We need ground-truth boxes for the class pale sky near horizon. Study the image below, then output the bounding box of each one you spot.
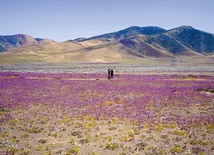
[1,0,213,41]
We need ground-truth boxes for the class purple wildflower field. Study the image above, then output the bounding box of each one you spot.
[0,72,213,155]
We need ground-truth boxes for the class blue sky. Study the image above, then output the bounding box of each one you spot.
[1,0,213,41]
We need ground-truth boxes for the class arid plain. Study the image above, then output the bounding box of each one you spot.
[0,26,214,155]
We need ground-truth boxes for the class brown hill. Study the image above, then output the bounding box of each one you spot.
[0,26,213,63]
[0,34,52,52]
[1,39,139,63]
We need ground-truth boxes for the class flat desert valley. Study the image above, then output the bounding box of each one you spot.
[0,26,214,154]
[0,56,213,155]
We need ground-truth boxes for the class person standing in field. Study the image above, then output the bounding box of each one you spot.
[111,69,114,78]
[108,68,111,79]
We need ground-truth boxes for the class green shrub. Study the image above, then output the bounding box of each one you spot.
[67,145,80,155]
[172,130,186,136]
[80,137,90,144]
[106,142,120,150]
[20,149,30,155]
[21,134,29,138]
[170,145,183,153]
[71,131,82,138]
[28,126,43,133]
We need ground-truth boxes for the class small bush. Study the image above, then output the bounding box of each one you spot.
[109,126,117,130]
[43,150,51,155]
[190,140,197,145]
[135,142,148,151]
[38,139,47,144]
[192,147,204,154]
[21,134,29,138]
[7,147,19,155]
[155,125,163,131]
[106,142,120,150]
[88,152,97,155]
[160,135,168,139]
[80,137,90,144]
[70,138,75,144]
[35,145,44,151]
[28,126,43,133]
[71,131,82,138]
[170,146,183,153]
[20,149,30,155]
[164,123,177,129]
[67,145,80,155]
[172,130,186,136]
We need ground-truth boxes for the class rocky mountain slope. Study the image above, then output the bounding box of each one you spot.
[84,26,214,57]
[0,26,213,63]
[0,34,52,52]
[87,26,166,40]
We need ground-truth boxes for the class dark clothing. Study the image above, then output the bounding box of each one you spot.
[110,69,114,78]
[108,68,111,79]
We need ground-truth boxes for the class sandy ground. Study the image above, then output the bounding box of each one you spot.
[0,56,213,75]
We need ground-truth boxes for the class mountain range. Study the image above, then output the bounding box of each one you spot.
[0,26,214,63]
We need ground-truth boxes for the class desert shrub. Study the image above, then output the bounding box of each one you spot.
[127,129,135,137]
[119,151,127,155]
[190,140,197,145]
[20,149,30,155]
[192,147,204,154]
[21,134,29,138]
[155,125,163,131]
[38,139,47,144]
[0,108,5,115]
[85,120,98,129]
[71,131,82,138]
[80,137,90,144]
[45,144,54,151]
[207,124,214,133]
[164,123,177,129]
[28,126,43,133]
[145,145,158,154]
[70,138,75,145]
[6,147,19,155]
[88,152,97,155]
[158,148,167,155]
[49,130,60,138]
[43,150,51,155]
[63,115,71,124]
[39,117,49,124]
[109,126,117,130]
[119,135,134,142]
[172,130,186,136]
[134,129,141,135]
[160,135,168,139]
[56,150,63,154]
[135,142,148,151]
[67,145,80,155]
[170,145,183,153]
[35,145,44,151]
[199,140,209,146]
[106,136,113,142]
[119,129,135,142]
[105,142,120,150]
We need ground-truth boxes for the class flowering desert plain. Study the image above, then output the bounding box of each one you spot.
[0,59,214,155]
